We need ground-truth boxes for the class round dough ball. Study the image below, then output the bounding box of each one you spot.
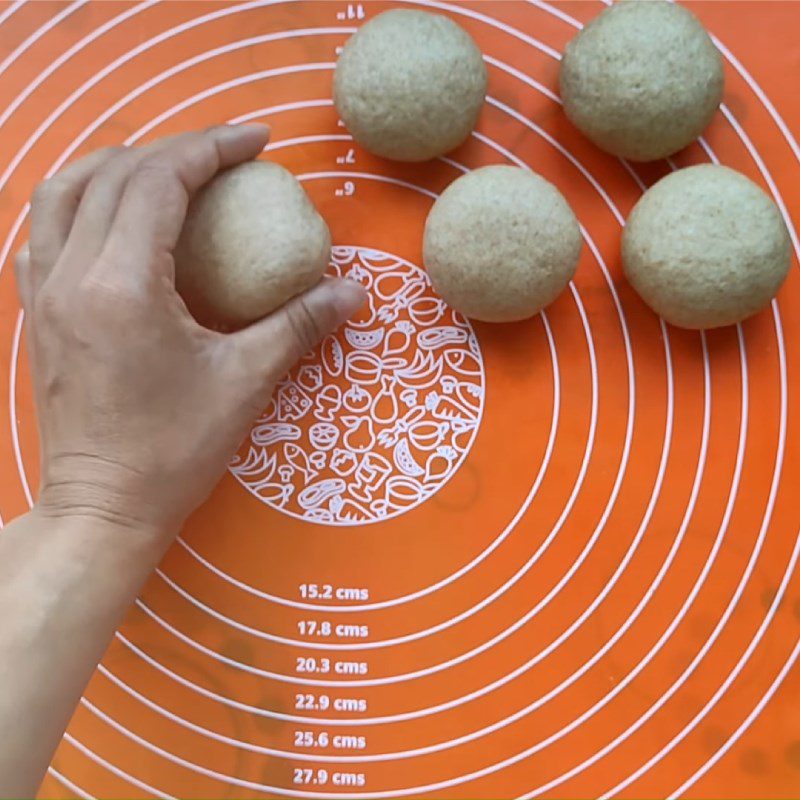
[175,161,331,328]
[560,0,724,161]
[623,164,791,329]
[423,165,582,322]
[333,9,487,162]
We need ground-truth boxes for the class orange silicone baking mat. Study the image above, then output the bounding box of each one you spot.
[1,1,800,797]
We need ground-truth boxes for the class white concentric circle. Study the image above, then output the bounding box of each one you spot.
[0,1,797,797]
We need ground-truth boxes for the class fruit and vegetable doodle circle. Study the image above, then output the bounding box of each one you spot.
[230,246,484,526]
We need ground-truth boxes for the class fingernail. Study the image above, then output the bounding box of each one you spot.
[331,278,368,318]
[240,122,270,135]
[215,123,270,146]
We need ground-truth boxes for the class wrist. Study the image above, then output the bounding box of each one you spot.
[27,505,172,566]
[37,452,177,543]
[32,501,166,540]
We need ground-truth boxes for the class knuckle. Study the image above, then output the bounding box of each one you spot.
[31,176,64,206]
[76,146,127,177]
[34,285,64,323]
[13,246,30,276]
[183,133,219,171]
[83,153,135,194]
[96,149,134,177]
[66,146,126,178]
[134,155,175,181]
[101,145,127,159]
[81,273,138,309]
[131,156,184,198]
[284,297,323,354]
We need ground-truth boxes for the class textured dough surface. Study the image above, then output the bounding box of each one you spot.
[175,161,331,328]
[333,9,487,162]
[423,165,582,322]
[560,0,724,161]
[623,164,791,329]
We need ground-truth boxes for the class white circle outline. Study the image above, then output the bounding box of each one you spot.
[6,98,628,768]
[0,0,84,83]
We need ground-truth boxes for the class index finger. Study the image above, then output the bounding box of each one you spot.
[30,146,123,279]
[100,124,270,277]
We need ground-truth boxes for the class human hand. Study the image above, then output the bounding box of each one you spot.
[14,125,365,538]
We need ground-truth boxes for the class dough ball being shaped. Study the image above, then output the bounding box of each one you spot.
[175,161,331,328]
[623,165,791,329]
[333,9,487,162]
[560,0,724,161]
[423,165,582,322]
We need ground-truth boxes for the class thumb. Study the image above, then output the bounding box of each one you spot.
[234,277,367,381]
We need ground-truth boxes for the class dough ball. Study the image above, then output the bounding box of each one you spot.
[333,9,487,162]
[623,164,791,329]
[175,161,331,328]
[560,0,724,161]
[423,165,582,322]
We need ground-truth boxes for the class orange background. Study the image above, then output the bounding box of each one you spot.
[0,1,799,798]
